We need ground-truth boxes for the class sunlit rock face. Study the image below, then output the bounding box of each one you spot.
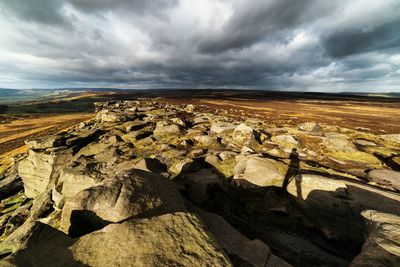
[2,99,400,266]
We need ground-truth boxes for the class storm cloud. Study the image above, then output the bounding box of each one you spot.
[0,0,399,91]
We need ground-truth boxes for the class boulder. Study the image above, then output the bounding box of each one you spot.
[122,120,149,132]
[168,158,194,178]
[286,174,400,252]
[95,110,134,123]
[232,123,255,145]
[60,168,103,199]
[121,126,153,142]
[70,212,232,266]
[355,139,377,147]
[196,208,291,267]
[298,122,320,132]
[18,148,73,199]
[3,213,233,267]
[205,154,236,178]
[184,104,195,113]
[61,169,186,234]
[193,135,218,146]
[350,210,400,267]
[154,121,182,138]
[185,169,221,203]
[170,117,186,127]
[272,134,298,147]
[210,122,236,135]
[233,156,288,187]
[321,134,357,152]
[368,169,400,191]
[29,190,53,221]
[25,134,66,150]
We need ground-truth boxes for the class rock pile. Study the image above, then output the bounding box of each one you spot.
[1,99,400,266]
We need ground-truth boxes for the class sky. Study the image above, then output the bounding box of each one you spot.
[0,0,399,92]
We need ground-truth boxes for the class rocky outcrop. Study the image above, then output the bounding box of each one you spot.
[286,174,400,250]
[60,169,186,234]
[233,156,288,187]
[350,210,400,266]
[2,99,400,266]
[18,147,73,198]
[3,213,232,267]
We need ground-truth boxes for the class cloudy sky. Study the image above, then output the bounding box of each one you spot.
[0,0,399,92]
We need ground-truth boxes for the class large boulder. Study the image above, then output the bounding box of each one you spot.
[210,122,236,135]
[350,210,400,267]
[3,213,232,267]
[153,121,182,138]
[232,123,255,145]
[70,212,232,266]
[233,156,288,187]
[286,174,400,253]
[95,110,134,123]
[60,169,187,234]
[18,148,73,199]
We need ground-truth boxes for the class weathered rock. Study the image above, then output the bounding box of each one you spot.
[184,104,195,113]
[154,121,182,138]
[18,148,73,198]
[4,212,232,266]
[185,169,220,203]
[321,134,357,152]
[95,110,134,123]
[380,134,400,144]
[368,169,400,191]
[122,120,149,132]
[232,123,255,145]
[170,117,186,127]
[0,219,38,255]
[69,212,232,266]
[298,122,320,132]
[61,169,186,234]
[0,175,23,201]
[121,126,154,142]
[205,154,236,178]
[193,135,218,146]
[350,210,400,267]
[233,156,288,187]
[210,122,236,135]
[272,134,298,147]
[168,158,194,178]
[25,134,66,150]
[60,168,103,199]
[287,174,400,251]
[355,139,377,147]
[131,158,166,174]
[196,208,291,267]
[29,190,53,221]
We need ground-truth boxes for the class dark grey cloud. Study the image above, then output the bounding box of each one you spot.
[0,0,67,25]
[198,0,335,53]
[324,16,400,58]
[0,0,399,92]
[67,0,177,15]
